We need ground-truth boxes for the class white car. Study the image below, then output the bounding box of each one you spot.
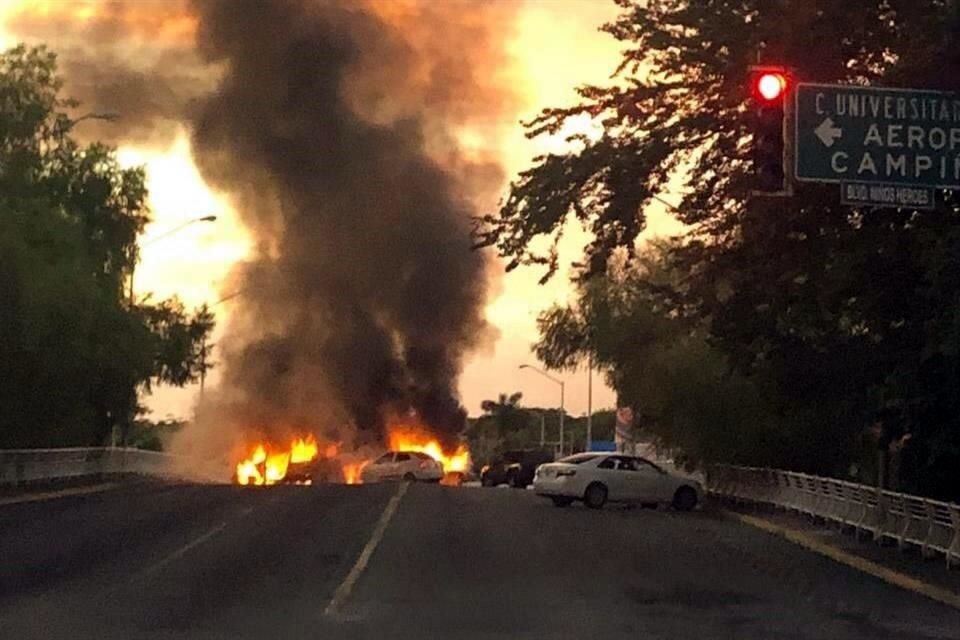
[533,452,702,510]
[361,450,444,483]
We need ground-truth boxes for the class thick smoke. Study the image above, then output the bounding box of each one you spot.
[187,0,511,450]
[4,0,211,147]
[5,0,516,456]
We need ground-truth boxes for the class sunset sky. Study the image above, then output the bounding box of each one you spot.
[0,0,682,422]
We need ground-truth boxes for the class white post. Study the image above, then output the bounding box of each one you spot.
[559,382,565,456]
[586,353,593,451]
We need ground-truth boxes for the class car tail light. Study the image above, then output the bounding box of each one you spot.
[556,469,576,477]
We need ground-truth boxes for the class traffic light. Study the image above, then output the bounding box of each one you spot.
[751,69,788,193]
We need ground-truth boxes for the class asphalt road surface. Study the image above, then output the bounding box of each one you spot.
[2,481,959,639]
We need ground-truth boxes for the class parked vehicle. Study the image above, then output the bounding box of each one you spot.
[283,456,342,484]
[533,453,702,510]
[361,450,444,483]
[480,449,553,488]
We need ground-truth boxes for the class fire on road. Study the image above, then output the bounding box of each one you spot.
[232,422,471,486]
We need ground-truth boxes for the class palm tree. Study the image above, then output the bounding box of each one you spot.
[481,392,525,440]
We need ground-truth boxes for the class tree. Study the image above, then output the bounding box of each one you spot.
[480,392,527,439]
[0,44,214,448]
[476,2,960,499]
[535,242,792,469]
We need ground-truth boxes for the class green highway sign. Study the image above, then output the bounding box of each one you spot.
[795,83,960,190]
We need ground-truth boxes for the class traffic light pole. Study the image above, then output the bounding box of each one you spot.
[781,75,795,197]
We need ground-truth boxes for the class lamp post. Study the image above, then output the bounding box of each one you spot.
[519,364,565,456]
[122,214,217,446]
[129,215,218,304]
[586,353,593,452]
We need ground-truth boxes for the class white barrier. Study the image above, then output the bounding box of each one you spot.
[0,447,178,486]
[707,464,960,570]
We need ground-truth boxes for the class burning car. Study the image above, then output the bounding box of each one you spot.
[283,456,344,484]
[360,451,443,483]
[235,435,335,485]
[233,422,472,486]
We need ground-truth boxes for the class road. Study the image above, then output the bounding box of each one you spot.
[2,481,959,639]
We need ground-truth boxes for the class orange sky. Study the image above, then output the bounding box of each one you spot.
[0,0,683,422]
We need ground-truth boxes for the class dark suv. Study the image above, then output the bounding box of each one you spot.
[480,449,554,488]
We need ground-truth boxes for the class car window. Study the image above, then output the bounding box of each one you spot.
[598,457,617,469]
[558,453,601,465]
[375,453,393,464]
[616,458,638,471]
[634,457,665,473]
[411,452,433,460]
[395,452,411,462]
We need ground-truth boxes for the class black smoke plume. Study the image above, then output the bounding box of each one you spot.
[188,0,505,448]
[4,0,515,455]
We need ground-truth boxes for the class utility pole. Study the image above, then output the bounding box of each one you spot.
[559,381,565,456]
[586,353,593,451]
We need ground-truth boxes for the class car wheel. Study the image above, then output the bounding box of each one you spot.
[509,472,526,489]
[584,482,608,509]
[403,472,417,482]
[672,486,698,511]
[481,474,495,487]
[551,496,574,507]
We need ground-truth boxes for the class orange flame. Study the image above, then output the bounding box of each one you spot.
[342,461,368,485]
[387,424,470,473]
[290,435,319,463]
[235,435,321,485]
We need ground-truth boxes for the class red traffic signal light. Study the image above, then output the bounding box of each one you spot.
[749,68,789,193]
[755,72,787,102]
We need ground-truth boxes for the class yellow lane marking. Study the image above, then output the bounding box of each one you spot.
[324,482,409,618]
[732,512,960,611]
[0,482,120,507]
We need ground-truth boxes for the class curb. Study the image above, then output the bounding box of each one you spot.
[727,511,960,611]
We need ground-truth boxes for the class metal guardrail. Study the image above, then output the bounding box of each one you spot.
[706,464,960,570]
[0,447,178,486]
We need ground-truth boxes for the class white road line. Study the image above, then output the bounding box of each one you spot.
[139,521,228,578]
[136,503,257,579]
[324,482,409,618]
[0,482,120,507]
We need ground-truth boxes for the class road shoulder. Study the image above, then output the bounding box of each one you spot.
[726,508,960,610]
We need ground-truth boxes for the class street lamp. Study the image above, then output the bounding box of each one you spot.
[129,215,218,304]
[519,364,565,456]
[61,111,121,134]
[74,110,121,125]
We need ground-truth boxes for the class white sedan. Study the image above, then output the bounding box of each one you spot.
[533,453,702,510]
[361,450,444,483]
